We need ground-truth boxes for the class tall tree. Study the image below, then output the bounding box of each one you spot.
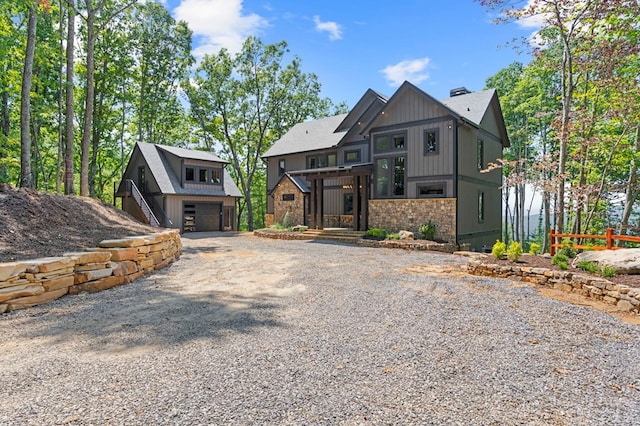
[186,37,341,230]
[19,2,37,188]
[64,0,75,194]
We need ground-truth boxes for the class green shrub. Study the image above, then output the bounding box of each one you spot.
[366,228,387,239]
[387,233,400,240]
[506,241,523,262]
[558,239,577,258]
[528,242,541,255]
[282,212,292,229]
[552,253,569,270]
[491,240,506,260]
[419,220,436,240]
[600,265,617,278]
[577,260,598,274]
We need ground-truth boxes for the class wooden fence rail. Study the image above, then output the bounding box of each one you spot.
[549,228,640,255]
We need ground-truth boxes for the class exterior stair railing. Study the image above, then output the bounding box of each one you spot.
[126,179,160,227]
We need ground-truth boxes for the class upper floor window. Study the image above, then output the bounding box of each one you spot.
[374,132,406,153]
[424,129,439,155]
[278,159,286,176]
[344,150,361,163]
[210,169,221,184]
[307,152,336,169]
[184,165,222,186]
[185,167,195,182]
[199,169,208,183]
[478,191,485,223]
[477,138,484,170]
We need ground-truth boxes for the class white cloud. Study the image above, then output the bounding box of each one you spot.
[380,57,431,87]
[313,15,343,41]
[174,0,267,57]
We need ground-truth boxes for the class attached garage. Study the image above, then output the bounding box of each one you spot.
[183,202,222,232]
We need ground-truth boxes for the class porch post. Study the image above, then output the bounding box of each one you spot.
[310,178,317,229]
[317,178,324,229]
[362,175,369,231]
[353,175,360,231]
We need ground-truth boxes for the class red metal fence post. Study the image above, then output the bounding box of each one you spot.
[550,229,556,256]
[606,228,613,250]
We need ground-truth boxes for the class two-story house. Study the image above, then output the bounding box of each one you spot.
[115,142,242,232]
[262,81,509,250]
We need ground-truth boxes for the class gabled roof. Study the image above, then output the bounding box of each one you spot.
[119,142,241,197]
[335,89,387,133]
[441,89,496,127]
[262,114,348,158]
[268,173,310,195]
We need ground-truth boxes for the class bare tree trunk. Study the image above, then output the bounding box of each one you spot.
[20,6,37,189]
[618,125,640,243]
[64,0,75,195]
[514,183,520,242]
[80,0,96,196]
[56,1,65,193]
[89,56,107,197]
[0,86,9,182]
[503,184,510,244]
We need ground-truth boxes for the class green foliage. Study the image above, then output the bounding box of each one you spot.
[387,233,400,240]
[528,242,541,255]
[557,240,577,258]
[506,241,523,262]
[577,260,598,274]
[600,265,617,278]
[282,211,292,229]
[366,228,387,239]
[552,253,569,270]
[419,220,436,240]
[491,240,506,260]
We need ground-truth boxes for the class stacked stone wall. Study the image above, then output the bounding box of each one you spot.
[271,178,306,226]
[468,259,640,313]
[0,230,181,314]
[368,198,456,242]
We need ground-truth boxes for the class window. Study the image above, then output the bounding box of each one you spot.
[374,132,407,153]
[477,139,484,170]
[282,193,295,201]
[375,156,405,197]
[424,129,439,155]
[278,159,285,176]
[185,167,194,182]
[210,169,221,184]
[344,150,361,163]
[344,193,353,214]
[478,192,485,223]
[307,152,337,169]
[417,183,445,198]
[199,168,208,183]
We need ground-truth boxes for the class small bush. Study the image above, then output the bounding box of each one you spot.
[419,220,436,240]
[506,241,523,262]
[528,242,541,255]
[282,212,292,229]
[552,253,569,270]
[577,260,598,274]
[366,228,387,239]
[387,233,400,240]
[491,240,506,260]
[601,265,617,278]
[558,239,577,258]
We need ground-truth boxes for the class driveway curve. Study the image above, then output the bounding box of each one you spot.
[1,233,639,425]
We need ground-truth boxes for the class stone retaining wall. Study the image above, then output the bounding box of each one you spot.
[0,230,181,314]
[468,259,640,313]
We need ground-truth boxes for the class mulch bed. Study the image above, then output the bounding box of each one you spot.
[488,254,640,289]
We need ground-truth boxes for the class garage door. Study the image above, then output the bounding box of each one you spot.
[183,202,221,232]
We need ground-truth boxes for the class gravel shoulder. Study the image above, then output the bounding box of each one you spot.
[1,233,639,425]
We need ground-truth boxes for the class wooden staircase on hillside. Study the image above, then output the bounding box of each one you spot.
[301,229,366,244]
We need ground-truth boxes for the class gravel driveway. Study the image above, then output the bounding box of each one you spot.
[1,233,639,425]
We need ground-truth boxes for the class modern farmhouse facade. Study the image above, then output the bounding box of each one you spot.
[262,81,509,250]
[116,142,242,232]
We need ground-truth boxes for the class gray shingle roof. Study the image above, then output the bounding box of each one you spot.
[262,114,348,158]
[137,142,241,197]
[440,89,496,127]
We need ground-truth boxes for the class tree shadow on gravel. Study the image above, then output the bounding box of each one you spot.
[6,276,284,354]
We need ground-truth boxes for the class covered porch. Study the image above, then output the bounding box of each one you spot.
[289,164,373,232]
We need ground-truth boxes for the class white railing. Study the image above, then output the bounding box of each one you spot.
[127,179,160,227]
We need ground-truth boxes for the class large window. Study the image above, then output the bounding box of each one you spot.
[424,129,439,155]
[374,132,406,153]
[477,138,484,170]
[307,152,337,169]
[375,156,405,197]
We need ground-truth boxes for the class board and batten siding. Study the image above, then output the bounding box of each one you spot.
[128,150,161,194]
[165,195,236,230]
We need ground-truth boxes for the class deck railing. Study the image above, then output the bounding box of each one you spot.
[549,228,640,255]
[126,179,160,227]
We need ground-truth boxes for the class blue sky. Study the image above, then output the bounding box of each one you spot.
[166,0,535,108]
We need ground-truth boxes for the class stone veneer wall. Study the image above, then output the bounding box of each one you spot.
[368,198,456,242]
[271,178,306,226]
[0,230,181,314]
[468,259,640,313]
